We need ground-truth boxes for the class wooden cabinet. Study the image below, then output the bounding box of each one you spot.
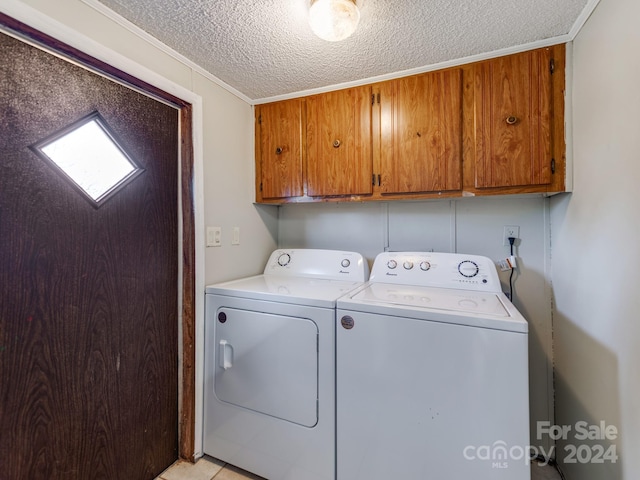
[306,86,372,196]
[468,46,565,192]
[254,45,566,204]
[377,68,462,195]
[255,98,303,200]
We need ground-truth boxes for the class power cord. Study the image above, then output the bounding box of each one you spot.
[508,237,516,301]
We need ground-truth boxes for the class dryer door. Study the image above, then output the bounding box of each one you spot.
[214,307,319,427]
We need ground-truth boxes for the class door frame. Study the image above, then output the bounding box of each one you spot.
[0,10,204,461]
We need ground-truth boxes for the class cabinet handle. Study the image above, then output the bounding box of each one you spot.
[333,139,341,148]
[505,116,519,125]
[275,146,283,155]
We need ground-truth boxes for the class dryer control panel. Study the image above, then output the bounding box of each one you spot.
[369,252,502,293]
[264,249,369,282]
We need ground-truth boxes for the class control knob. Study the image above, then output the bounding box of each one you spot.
[403,261,414,270]
[458,260,479,278]
[419,261,431,271]
[277,253,291,266]
[387,260,397,269]
[341,259,351,268]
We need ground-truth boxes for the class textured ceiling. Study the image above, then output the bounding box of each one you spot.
[95,0,591,103]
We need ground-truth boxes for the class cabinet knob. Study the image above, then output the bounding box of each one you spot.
[333,139,341,148]
[275,146,283,155]
[505,116,519,125]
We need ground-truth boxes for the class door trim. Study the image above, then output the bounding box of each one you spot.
[0,11,201,460]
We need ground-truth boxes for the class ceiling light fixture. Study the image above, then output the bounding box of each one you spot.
[309,0,360,42]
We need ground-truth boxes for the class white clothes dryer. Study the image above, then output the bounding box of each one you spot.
[203,249,369,480]
[336,251,530,480]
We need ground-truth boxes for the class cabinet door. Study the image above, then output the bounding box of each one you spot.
[306,86,372,196]
[379,69,462,194]
[256,99,303,199]
[474,48,552,188]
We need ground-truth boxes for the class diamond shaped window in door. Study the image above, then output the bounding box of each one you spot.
[31,111,143,207]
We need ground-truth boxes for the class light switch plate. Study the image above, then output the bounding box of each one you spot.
[206,226,222,247]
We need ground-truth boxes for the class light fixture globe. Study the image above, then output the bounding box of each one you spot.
[309,0,360,42]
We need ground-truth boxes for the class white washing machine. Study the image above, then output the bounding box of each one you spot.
[203,249,369,480]
[336,251,530,480]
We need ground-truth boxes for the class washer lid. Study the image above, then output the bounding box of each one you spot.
[206,274,364,308]
[352,283,509,316]
[339,283,527,333]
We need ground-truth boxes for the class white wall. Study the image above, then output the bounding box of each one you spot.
[550,0,640,477]
[192,70,279,283]
[279,196,555,450]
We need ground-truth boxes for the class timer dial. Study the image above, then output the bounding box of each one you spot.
[458,260,479,278]
[277,253,291,266]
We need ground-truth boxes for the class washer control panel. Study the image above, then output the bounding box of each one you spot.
[264,249,369,282]
[369,252,502,293]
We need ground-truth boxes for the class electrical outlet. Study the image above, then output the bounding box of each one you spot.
[503,225,520,246]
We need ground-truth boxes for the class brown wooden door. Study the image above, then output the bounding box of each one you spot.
[0,32,178,479]
[379,69,463,194]
[473,48,552,188]
[256,99,304,200]
[306,86,372,196]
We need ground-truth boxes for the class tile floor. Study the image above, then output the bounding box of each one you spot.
[157,456,563,480]
[156,456,264,480]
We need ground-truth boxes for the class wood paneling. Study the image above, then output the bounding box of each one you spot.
[254,45,566,204]
[474,48,552,188]
[379,69,462,194]
[256,99,304,199]
[1,12,197,462]
[0,30,179,479]
[306,86,372,196]
[179,105,196,461]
